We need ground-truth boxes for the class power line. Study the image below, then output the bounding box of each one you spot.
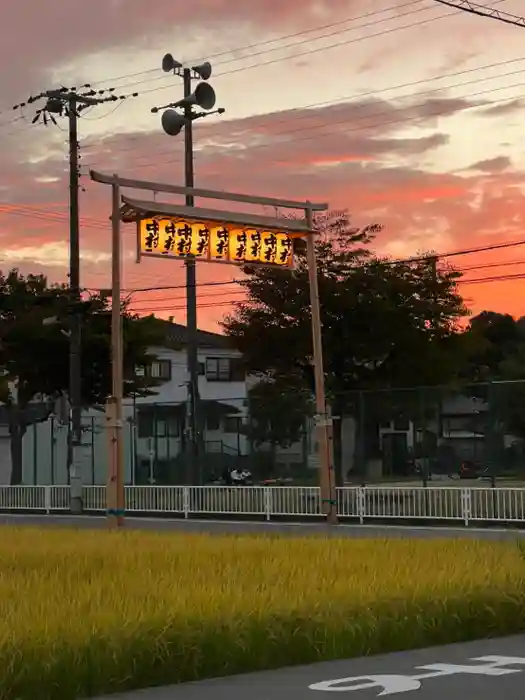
[81,71,525,173]
[0,0,503,132]
[0,0,423,114]
[459,259,525,273]
[187,0,431,67]
[120,279,242,293]
[462,272,525,285]
[3,200,525,274]
[127,257,525,312]
[77,51,525,166]
[432,0,525,29]
[120,0,502,94]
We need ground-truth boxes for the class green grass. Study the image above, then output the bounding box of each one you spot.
[0,527,524,699]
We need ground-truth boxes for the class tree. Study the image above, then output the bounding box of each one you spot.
[460,311,524,383]
[460,312,525,473]
[245,372,314,454]
[221,210,468,482]
[0,268,163,484]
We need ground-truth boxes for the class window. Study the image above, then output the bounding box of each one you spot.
[198,362,205,376]
[224,416,242,434]
[442,414,485,434]
[137,407,180,438]
[205,357,245,382]
[137,360,172,381]
[206,416,221,431]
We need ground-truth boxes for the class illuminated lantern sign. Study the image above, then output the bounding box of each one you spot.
[138,217,299,268]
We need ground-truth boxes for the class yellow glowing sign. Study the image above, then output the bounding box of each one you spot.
[138,218,297,267]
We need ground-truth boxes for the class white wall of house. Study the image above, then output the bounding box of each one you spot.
[132,344,249,470]
[8,343,249,485]
[0,427,10,485]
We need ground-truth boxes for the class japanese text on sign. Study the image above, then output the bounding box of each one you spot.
[138,218,296,267]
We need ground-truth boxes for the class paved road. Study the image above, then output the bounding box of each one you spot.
[0,514,524,540]
[91,635,525,699]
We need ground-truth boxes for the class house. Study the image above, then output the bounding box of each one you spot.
[7,321,251,485]
[9,317,520,484]
[355,390,524,479]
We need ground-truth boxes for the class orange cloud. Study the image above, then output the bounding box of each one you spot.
[2,90,525,330]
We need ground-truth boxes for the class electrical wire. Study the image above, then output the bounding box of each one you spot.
[0,0,459,118]
[76,52,525,169]
[0,0,508,135]
[81,74,525,172]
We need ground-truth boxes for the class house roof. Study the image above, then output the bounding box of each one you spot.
[152,318,233,350]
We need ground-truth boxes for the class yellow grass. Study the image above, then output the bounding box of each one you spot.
[0,527,524,700]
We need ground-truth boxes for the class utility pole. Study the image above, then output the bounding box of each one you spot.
[182,67,200,483]
[305,206,338,525]
[151,54,225,484]
[67,94,83,514]
[21,84,138,512]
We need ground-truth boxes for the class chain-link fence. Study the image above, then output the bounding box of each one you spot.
[8,380,525,486]
[333,381,525,485]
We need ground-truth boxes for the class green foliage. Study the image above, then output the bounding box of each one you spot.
[461,311,525,442]
[0,268,164,483]
[0,268,162,409]
[222,209,468,398]
[246,373,314,448]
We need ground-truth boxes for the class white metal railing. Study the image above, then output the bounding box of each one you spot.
[1,485,525,526]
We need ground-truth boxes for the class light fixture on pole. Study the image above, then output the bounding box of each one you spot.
[150,53,225,486]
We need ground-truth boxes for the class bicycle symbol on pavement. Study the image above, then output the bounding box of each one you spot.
[308,655,525,695]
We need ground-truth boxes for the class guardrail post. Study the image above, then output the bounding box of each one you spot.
[357,487,366,525]
[183,486,190,519]
[263,486,272,521]
[460,488,471,527]
[44,485,51,515]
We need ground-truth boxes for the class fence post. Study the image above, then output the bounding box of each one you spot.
[32,422,38,485]
[263,486,272,521]
[460,488,471,527]
[357,486,366,524]
[44,485,51,514]
[357,391,366,483]
[183,485,190,519]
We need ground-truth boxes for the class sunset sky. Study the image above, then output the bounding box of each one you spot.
[1,0,525,331]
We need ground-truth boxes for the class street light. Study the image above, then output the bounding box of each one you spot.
[150,53,225,485]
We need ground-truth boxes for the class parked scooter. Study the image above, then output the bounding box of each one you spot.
[230,468,253,485]
[209,468,253,486]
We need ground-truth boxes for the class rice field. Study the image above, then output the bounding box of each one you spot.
[0,527,524,700]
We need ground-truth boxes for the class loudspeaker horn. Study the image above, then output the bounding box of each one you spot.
[161,110,187,136]
[192,61,212,80]
[162,53,182,73]
[172,82,216,111]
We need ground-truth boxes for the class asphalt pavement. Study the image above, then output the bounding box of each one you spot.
[91,634,525,699]
[0,513,524,539]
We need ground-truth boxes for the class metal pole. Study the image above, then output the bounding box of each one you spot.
[108,177,125,527]
[183,67,200,485]
[68,96,83,514]
[305,206,338,525]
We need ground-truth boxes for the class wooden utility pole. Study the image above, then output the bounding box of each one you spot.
[23,85,139,514]
[107,177,125,528]
[305,205,338,524]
